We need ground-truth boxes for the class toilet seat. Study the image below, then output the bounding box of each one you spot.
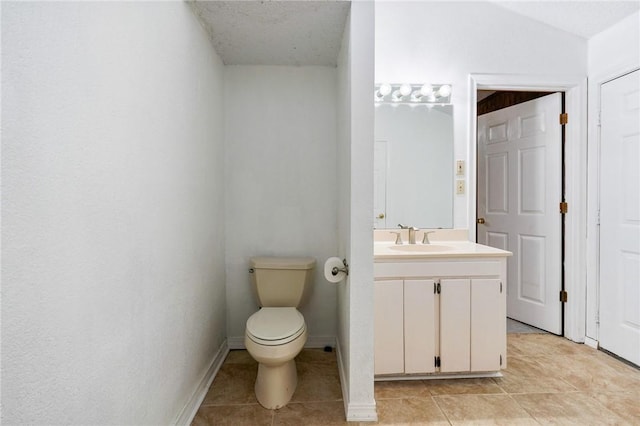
[246,307,305,346]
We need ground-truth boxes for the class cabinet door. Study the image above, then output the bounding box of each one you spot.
[404,280,436,374]
[471,279,505,371]
[440,279,471,372]
[374,280,404,375]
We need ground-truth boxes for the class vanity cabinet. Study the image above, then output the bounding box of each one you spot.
[374,279,435,375]
[440,278,504,373]
[373,256,507,378]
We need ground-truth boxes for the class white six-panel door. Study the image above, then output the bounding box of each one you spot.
[599,70,640,366]
[477,93,563,334]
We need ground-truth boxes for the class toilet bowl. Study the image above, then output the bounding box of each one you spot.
[244,307,307,409]
[244,256,315,410]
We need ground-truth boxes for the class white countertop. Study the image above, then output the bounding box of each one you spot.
[373,229,512,260]
[374,240,512,261]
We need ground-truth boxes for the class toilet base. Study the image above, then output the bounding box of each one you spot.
[255,359,297,409]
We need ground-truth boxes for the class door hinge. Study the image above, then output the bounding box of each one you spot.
[500,354,503,366]
[560,202,568,214]
[560,113,568,125]
[435,356,441,368]
[597,110,602,127]
[500,281,503,293]
[560,290,568,303]
[434,280,441,294]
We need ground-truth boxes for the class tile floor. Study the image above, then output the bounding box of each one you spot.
[506,318,547,334]
[192,334,640,425]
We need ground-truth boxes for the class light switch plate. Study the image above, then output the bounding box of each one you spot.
[456,160,465,176]
[456,180,465,194]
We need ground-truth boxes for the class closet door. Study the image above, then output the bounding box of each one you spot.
[599,69,640,366]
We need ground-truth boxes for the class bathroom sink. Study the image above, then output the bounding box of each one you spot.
[388,244,453,253]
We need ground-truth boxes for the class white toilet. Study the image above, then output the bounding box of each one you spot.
[244,256,316,409]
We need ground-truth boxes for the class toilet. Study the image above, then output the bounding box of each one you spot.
[244,256,316,409]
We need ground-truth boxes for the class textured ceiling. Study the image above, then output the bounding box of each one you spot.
[189,0,350,66]
[490,0,640,39]
[189,1,639,66]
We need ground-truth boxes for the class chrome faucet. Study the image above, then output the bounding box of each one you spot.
[398,224,419,244]
[422,231,436,244]
[390,231,403,245]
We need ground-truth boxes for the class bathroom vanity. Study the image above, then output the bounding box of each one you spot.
[373,230,512,380]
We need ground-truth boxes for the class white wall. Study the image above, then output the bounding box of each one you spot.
[224,66,338,345]
[375,1,587,229]
[1,2,226,424]
[336,2,377,421]
[586,11,640,340]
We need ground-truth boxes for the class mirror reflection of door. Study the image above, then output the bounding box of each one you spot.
[477,91,563,335]
[374,140,388,228]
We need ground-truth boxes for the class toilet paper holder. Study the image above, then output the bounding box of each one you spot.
[332,259,349,277]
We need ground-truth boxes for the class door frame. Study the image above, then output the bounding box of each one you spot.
[469,73,588,343]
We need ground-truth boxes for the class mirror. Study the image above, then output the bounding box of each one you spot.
[374,103,454,229]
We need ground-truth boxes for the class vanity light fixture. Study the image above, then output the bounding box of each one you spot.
[374,83,452,104]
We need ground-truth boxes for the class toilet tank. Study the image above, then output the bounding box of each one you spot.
[249,257,316,307]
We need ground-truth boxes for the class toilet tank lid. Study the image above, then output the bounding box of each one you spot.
[250,256,316,270]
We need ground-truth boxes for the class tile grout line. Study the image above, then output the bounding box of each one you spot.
[504,392,544,425]
[428,394,453,425]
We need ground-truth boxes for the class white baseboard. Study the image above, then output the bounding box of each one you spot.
[335,340,378,422]
[227,335,337,350]
[173,340,229,426]
[375,371,502,381]
[335,340,350,418]
[346,403,379,422]
[584,336,599,349]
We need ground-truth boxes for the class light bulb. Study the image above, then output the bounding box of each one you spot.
[399,83,412,97]
[437,84,451,98]
[379,83,392,96]
[420,84,434,97]
[375,83,393,101]
[391,90,403,102]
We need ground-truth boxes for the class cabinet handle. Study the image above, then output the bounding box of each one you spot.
[377,213,385,219]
